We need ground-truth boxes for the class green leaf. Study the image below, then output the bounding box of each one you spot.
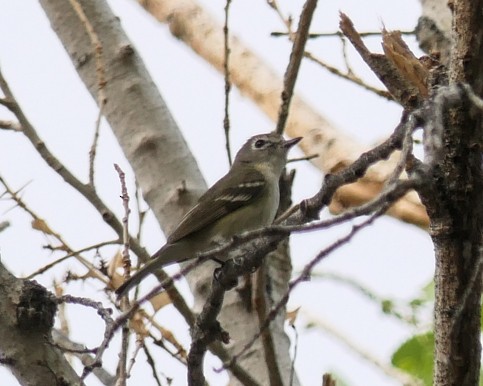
[408,281,434,312]
[421,281,435,301]
[391,331,434,386]
[381,299,394,314]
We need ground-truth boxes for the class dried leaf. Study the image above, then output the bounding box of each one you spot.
[130,312,149,338]
[107,250,125,290]
[149,292,172,313]
[107,250,123,276]
[54,281,70,336]
[31,218,56,235]
[53,281,64,297]
[157,324,187,359]
[340,13,421,107]
[286,307,301,326]
[69,269,100,282]
[137,309,187,358]
[382,30,429,97]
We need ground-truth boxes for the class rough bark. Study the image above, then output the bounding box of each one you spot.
[419,1,483,385]
[0,262,82,386]
[39,0,297,384]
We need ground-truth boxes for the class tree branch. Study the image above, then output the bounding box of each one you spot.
[0,263,83,385]
[275,0,318,135]
[137,0,428,228]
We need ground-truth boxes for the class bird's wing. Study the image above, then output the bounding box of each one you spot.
[167,168,266,243]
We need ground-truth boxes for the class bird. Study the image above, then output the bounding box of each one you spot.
[115,132,302,297]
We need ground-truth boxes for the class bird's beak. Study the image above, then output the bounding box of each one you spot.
[283,137,302,149]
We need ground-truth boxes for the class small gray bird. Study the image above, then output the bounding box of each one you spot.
[116,132,301,297]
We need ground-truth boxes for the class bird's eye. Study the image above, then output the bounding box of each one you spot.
[254,139,266,148]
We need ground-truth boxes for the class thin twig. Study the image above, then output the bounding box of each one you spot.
[114,164,132,282]
[189,177,421,377]
[141,342,164,386]
[286,153,318,163]
[271,30,415,38]
[118,304,131,383]
[303,51,392,100]
[275,112,415,225]
[214,114,425,371]
[102,139,421,385]
[49,339,97,355]
[85,257,213,379]
[0,175,110,284]
[268,2,392,100]
[68,0,107,104]
[220,179,424,369]
[0,221,10,233]
[51,329,116,386]
[144,311,188,362]
[122,112,421,379]
[218,209,387,372]
[25,239,120,280]
[125,338,143,379]
[275,0,319,135]
[57,294,114,325]
[254,261,284,386]
[0,64,193,328]
[68,0,107,185]
[0,97,10,107]
[89,111,103,186]
[223,0,233,166]
[0,119,22,131]
[0,66,122,247]
[267,0,294,38]
[340,32,352,75]
[384,114,416,187]
[83,107,421,382]
[149,331,188,366]
[0,66,197,382]
[114,164,131,386]
[216,136,423,370]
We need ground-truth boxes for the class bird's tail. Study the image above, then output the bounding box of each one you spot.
[115,242,189,298]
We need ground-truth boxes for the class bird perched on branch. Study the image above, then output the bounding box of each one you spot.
[116,132,302,297]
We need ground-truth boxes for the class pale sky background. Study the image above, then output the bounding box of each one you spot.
[0,1,434,385]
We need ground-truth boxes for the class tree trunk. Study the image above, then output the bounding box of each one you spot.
[422,1,483,385]
[0,262,82,386]
[39,0,298,384]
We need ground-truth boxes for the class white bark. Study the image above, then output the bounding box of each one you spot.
[417,0,452,63]
[0,262,82,386]
[39,0,298,384]
[420,0,452,33]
